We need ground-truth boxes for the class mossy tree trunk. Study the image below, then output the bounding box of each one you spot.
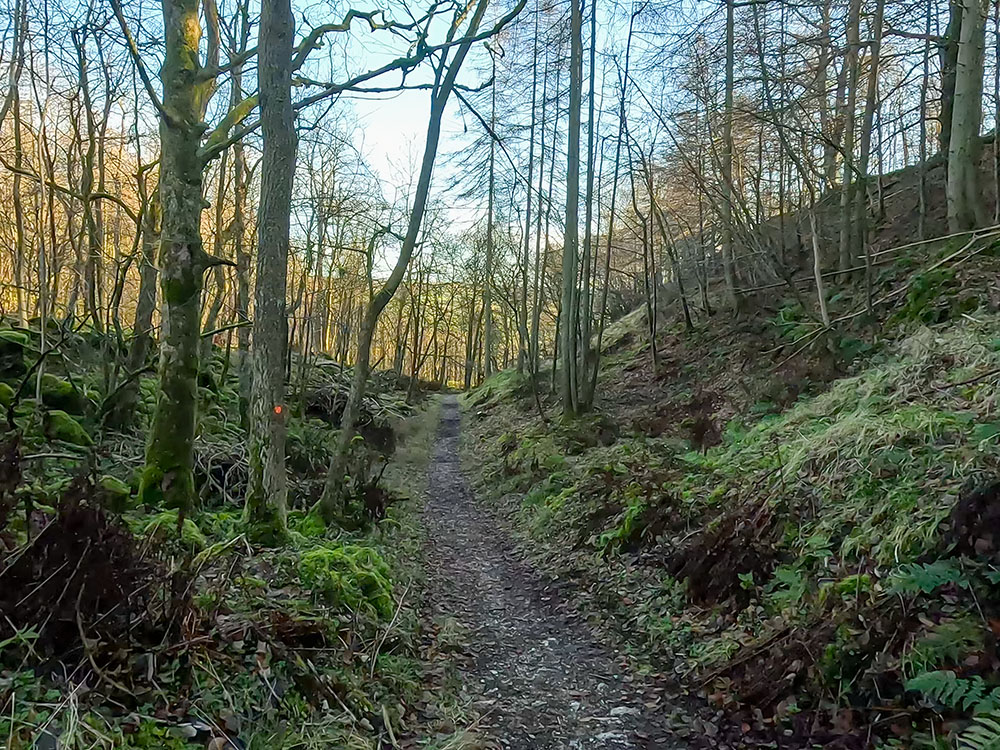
[139,0,220,510]
[246,0,295,543]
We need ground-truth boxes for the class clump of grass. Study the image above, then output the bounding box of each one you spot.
[680,318,1000,570]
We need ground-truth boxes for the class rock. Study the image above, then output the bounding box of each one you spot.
[609,706,640,717]
[0,329,28,381]
[98,475,132,512]
[43,409,92,446]
[39,373,86,414]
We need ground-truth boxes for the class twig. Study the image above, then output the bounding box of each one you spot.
[21,452,87,461]
[200,320,251,339]
[382,704,399,748]
[939,365,1000,390]
[76,574,135,696]
[697,626,791,686]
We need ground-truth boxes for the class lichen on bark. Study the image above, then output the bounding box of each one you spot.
[139,0,215,512]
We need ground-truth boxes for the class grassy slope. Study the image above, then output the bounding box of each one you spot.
[461,240,1000,747]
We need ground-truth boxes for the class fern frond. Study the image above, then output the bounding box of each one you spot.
[960,712,1000,750]
[964,677,988,712]
[976,690,1000,716]
[890,560,967,595]
[907,670,964,706]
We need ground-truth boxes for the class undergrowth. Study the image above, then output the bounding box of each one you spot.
[462,302,1000,747]
[0,324,463,749]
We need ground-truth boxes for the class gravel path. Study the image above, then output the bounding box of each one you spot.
[422,396,685,750]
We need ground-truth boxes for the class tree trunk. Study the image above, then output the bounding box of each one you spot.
[201,152,229,364]
[318,0,491,521]
[245,0,295,542]
[940,0,963,155]
[484,53,497,379]
[837,0,862,276]
[947,0,988,232]
[139,0,218,511]
[106,189,160,427]
[719,0,739,312]
[853,0,885,313]
[560,0,583,415]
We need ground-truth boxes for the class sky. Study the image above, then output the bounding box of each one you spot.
[324,1,504,234]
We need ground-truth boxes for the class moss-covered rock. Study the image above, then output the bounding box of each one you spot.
[97,475,132,512]
[140,510,207,551]
[0,329,28,380]
[43,409,92,446]
[39,374,86,414]
[298,543,394,619]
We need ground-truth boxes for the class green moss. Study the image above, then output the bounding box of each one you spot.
[298,543,394,619]
[464,369,532,410]
[139,457,195,511]
[43,410,92,446]
[0,329,29,347]
[140,509,207,551]
[39,373,86,414]
[289,510,326,538]
[245,505,289,547]
[199,509,244,540]
[98,475,132,512]
[137,464,166,507]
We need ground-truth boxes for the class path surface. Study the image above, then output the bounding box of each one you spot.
[422,396,684,749]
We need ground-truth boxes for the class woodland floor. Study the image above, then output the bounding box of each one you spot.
[421,396,686,749]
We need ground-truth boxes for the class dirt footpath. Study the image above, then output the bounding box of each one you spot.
[421,396,686,749]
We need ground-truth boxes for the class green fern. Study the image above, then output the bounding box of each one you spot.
[889,560,967,595]
[960,713,1000,750]
[906,671,1000,714]
[903,618,985,676]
